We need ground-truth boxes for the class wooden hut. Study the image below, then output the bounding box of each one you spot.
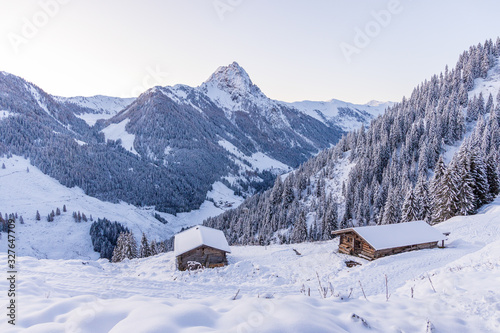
[174,225,231,271]
[332,221,446,260]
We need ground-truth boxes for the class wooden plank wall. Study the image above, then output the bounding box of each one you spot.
[177,246,228,271]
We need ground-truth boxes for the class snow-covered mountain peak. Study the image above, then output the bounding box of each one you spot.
[201,61,254,94]
[199,62,268,112]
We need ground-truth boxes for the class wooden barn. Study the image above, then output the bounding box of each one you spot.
[332,221,446,260]
[174,225,231,271]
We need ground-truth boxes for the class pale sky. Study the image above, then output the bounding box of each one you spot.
[1,0,500,104]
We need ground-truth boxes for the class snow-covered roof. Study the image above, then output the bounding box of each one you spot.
[174,225,231,256]
[332,221,446,251]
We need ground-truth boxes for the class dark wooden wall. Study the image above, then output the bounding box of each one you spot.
[177,246,228,271]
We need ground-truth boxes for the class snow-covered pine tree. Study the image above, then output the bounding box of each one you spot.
[125,232,138,259]
[450,147,476,216]
[431,157,453,223]
[112,232,138,262]
[401,187,418,223]
[139,233,151,258]
[291,211,307,243]
[111,232,126,263]
[414,174,431,222]
[150,240,158,256]
[381,186,401,225]
[485,93,494,114]
[36,210,40,221]
[486,152,500,200]
[321,201,338,240]
[469,149,489,209]
[157,241,167,253]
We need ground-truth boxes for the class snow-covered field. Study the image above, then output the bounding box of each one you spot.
[0,156,242,260]
[1,184,499,331]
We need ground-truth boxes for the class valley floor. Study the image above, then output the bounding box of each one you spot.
[1,198,500,332]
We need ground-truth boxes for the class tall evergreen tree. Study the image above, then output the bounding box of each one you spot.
[381,186,400,225]
[469,149,489,209]
[139,233,151,258]
[414,175,431,222]
[486,152,500,200]
[150,240,159,256]
[450,151,475,216]
[111,232,127,263]
[291,211,308,243]
[111,232,138,262]
[321,201,338,240]
[401,187,418,223]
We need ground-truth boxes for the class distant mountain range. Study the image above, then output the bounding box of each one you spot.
[0,63,390,214]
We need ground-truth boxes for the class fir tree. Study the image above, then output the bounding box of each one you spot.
[485,93,494,114]
[111,232,138,262]
[486,152,500,200]
[321,202,338,240]
[124,232,138,259]
[469,150,489,209]
[381,187,400,225]
[56,207,61,216]
[450,151,476,216]
[401,187,418,223]
[431,157,453,223]
[414,175,431,222]
[291,211,308,243]
[139,233,151,258]
[63,204,67,213]
[36,210,41,221]
[111,232,126,263]
[150,240,159,256]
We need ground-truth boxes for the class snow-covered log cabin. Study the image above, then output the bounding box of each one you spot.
[332,221,446,260]
[174,225,231,271]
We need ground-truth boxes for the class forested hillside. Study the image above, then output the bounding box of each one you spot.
[0,63,383,214]
[204,38,500,245]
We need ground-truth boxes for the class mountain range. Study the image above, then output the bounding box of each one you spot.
[0,62,388,214]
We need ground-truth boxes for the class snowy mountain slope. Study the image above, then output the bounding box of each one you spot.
[2,196,499,332]
[0,156,242,259]
[468,55,500,100]
[53,95,135,126]
[287,98,393,131]
[205,39,500,245]
[98,62,371,204]
[101,119,139,155]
